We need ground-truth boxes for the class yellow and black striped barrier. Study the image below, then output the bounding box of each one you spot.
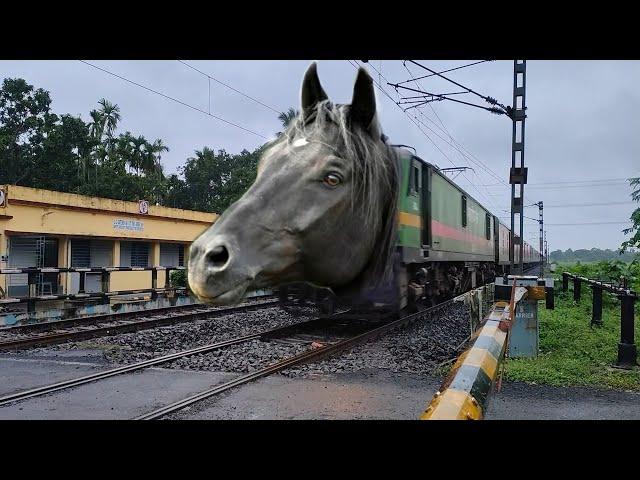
[421,284,530,420]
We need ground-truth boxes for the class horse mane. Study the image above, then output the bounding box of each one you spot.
[263,99,399,291]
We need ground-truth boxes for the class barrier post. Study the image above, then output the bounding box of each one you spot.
[151,268,158,300]
[616,294,637,369]
[27,270,37,313]
[100,270,110,305]
[562,272,568,292]
[573,277,581,302]
[545,286,554,310]
[165,268,172,288]
[78,271,86,294]
[591,285,603,327]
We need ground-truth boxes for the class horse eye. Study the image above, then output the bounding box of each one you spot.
[323,173,341,187]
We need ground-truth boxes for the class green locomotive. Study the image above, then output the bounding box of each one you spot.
[394,146,540,307]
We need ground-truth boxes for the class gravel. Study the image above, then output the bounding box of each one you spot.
[280,300,472,378]
[13,304,320,367]
[9,299,473,378]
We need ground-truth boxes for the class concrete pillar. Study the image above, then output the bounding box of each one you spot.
[151,242,160,266]
[0,233,7,296]
[184,244,190,265]
[57,237,69,294]
[151,242,161,295]
[113,240,121,267]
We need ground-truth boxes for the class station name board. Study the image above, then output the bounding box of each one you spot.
[113,219,144,232]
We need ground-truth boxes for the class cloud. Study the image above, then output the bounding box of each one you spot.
[1,59,637,250]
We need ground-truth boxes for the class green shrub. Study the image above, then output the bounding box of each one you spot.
[170,269,188,288]
[560,260,639,292]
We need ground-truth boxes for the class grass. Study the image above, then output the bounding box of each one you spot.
[504,288,640,391]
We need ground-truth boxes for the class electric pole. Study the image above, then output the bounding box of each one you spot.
[509,60,527,274]
[538,201,544,278]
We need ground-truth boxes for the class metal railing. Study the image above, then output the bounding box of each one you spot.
[0,266,187,311]
[561,272,637,369]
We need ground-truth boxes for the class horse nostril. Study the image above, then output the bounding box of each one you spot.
[205,245,230,270]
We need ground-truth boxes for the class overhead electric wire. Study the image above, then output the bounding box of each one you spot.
[479,178,633,187]
[177,60,282,114]
[395,60,492,86]
[347,60,455,167]
[398,62,509,214]
[401,62,510,189]
[526,182,628,190]
[348,60,500,213]
[389,83,504,114]
[407,60,510,112]
[531,177,632,185]
[501,210,539,223]
[525,201,636,208]
[406,113,501,211]
[78,60,268,139]
[545,221,633,226]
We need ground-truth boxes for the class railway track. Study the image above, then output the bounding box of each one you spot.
[137,301,453,420]
[0,295,278,352]
[0,308,354,408]
[0,300,454,417]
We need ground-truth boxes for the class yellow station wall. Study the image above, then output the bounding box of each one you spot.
[0,185,215,295]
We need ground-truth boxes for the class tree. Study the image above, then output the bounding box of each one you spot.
[0,76,266,214]
[97,98,120,138]
[621,177,640,252]
[173,146,261,213]
[0,78,55,185]
[146,139,169,177]
[276,107,299,136]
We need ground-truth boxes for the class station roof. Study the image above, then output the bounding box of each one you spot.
[0,185,218,224]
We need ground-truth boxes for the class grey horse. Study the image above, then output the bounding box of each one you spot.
[188,63,400,306]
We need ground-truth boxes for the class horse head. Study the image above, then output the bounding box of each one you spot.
[188,63,398,305]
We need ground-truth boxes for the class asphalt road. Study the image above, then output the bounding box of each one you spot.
[1,352,639,420]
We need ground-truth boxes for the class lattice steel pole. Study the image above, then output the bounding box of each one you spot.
[539,201,544,278]
[509,60,527,274]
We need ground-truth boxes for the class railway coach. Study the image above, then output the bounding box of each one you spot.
[393,146,540,307]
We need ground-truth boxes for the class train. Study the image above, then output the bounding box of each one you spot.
[279,145,541,312]
[391,145,540,309]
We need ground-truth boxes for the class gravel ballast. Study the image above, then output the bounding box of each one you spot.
[280,300,472,377]
[10,304,320,366]
[7,300,473,378]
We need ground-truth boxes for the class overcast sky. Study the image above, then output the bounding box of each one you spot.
[1,60,638,251]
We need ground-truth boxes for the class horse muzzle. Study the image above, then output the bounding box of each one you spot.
[187,234,255,305]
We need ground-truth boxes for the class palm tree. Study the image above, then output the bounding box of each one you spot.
[87,99,120,185]
[97,98,121,138]
[276,107,299,136]
[128,135,148,175]
[144,139,169,177]
[88,110,104,140]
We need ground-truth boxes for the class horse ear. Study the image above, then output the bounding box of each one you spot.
[350,67,377,132]
[301,62,328,120]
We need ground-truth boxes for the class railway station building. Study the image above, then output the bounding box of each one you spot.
[0,185,217,299]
